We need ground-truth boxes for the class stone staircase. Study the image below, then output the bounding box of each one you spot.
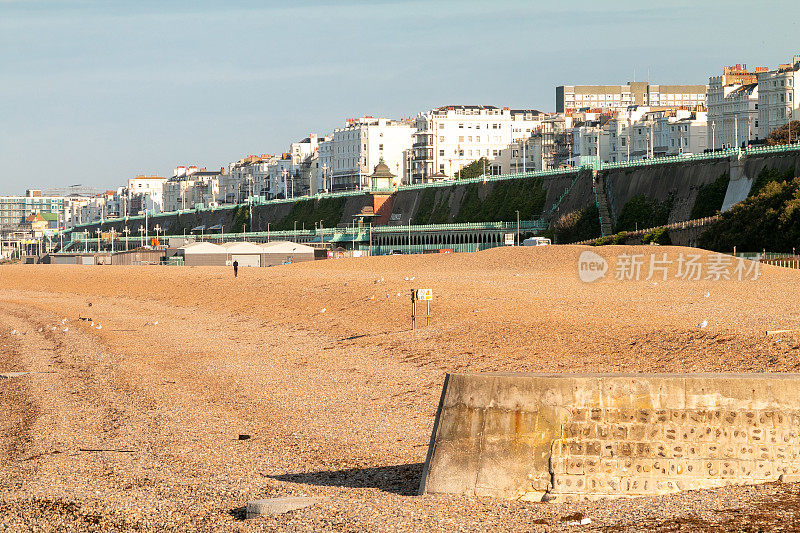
[594,173,614,236]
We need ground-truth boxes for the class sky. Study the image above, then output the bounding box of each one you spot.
[0,0,798,195]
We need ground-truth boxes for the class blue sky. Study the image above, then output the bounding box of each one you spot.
[1,0,797,194]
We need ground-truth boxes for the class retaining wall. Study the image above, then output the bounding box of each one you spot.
[420,372,800,502]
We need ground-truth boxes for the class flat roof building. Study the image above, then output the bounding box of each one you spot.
[556,82,707,113]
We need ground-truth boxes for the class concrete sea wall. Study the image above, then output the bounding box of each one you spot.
[70,150,800,240]
[420,372,800,502]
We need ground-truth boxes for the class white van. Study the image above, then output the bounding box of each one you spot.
[522,237,552,246]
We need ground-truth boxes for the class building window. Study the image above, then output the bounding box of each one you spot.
[379,144,383,151]
[439,164,445,173]
[439,136,445,142]
[458,136,464,142]
[458,123,464,129]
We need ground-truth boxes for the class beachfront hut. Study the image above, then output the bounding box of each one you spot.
[219,241,264,267]
[177,242,227,266]
[260,241,316,266]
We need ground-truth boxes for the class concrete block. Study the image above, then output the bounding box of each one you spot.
[420,372,800,501]
[245,497,327,518]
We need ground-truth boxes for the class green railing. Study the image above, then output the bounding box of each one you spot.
[63,219,547,253]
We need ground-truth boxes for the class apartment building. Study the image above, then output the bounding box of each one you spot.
[556,82,707,113]
[757,55,800,140]
[163,166,225,212]
[707,64,765,149]
[228,155,279,202]
[605,109,708,163]
[0,190,66,230]
[127,175,166,214]
[321,117,414,191]
[411,106,544,182]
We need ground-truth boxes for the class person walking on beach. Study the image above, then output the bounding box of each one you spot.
[233,260,239,278]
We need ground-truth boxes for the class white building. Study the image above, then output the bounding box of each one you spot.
[411,106,544,182]
[605,108,708,163]
[228,155,279,202]
[163,165,225,212]
[757,55,800,140]
[127,175,166,214]
[707,65,764,149]
[79,190,118,224]
[323,117,414,191]
[286,134,328,197]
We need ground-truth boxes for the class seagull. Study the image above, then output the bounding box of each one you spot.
[698,320,708,329]
[320,308,326,313]
[704,291,710,298]
[96,325,102,330]
[63,327,69,332]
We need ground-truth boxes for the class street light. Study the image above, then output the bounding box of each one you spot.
[408,218,412,255]
[515,210,520,246]
[95,228,102,252]
[123,227,130,252]
[711,120,716,151]
[138,226,145,247]
[83,230,89,253]
[154,224,162,245]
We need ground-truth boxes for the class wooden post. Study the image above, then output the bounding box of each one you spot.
[411,289,417,330]
[426,300,430,327]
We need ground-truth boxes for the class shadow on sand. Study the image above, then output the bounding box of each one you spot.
[267,463,425,496]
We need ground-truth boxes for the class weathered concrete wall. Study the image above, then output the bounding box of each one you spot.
[723,151,800,211]
[421,372,800,502]
[601,160,730,224]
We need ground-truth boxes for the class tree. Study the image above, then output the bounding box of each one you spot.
[766,121,800,146]
[455,157,491,180]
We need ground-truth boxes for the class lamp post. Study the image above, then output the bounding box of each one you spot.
[154,224,162,245]
[83,230,88,253]
[322,164,329,193]
[109,228,116,253]
[95,228,102,252]
[248,196,253,233]
[123,227,130,252]
[711,120,716,151]
[138,226,145,248]
[282,169,288,199]
[408,218,412,255]
[267,222,270,242]
[515,210,520,246]
[294,220,297,243]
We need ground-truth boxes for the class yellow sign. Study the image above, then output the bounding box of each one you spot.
[416,288,433,301]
